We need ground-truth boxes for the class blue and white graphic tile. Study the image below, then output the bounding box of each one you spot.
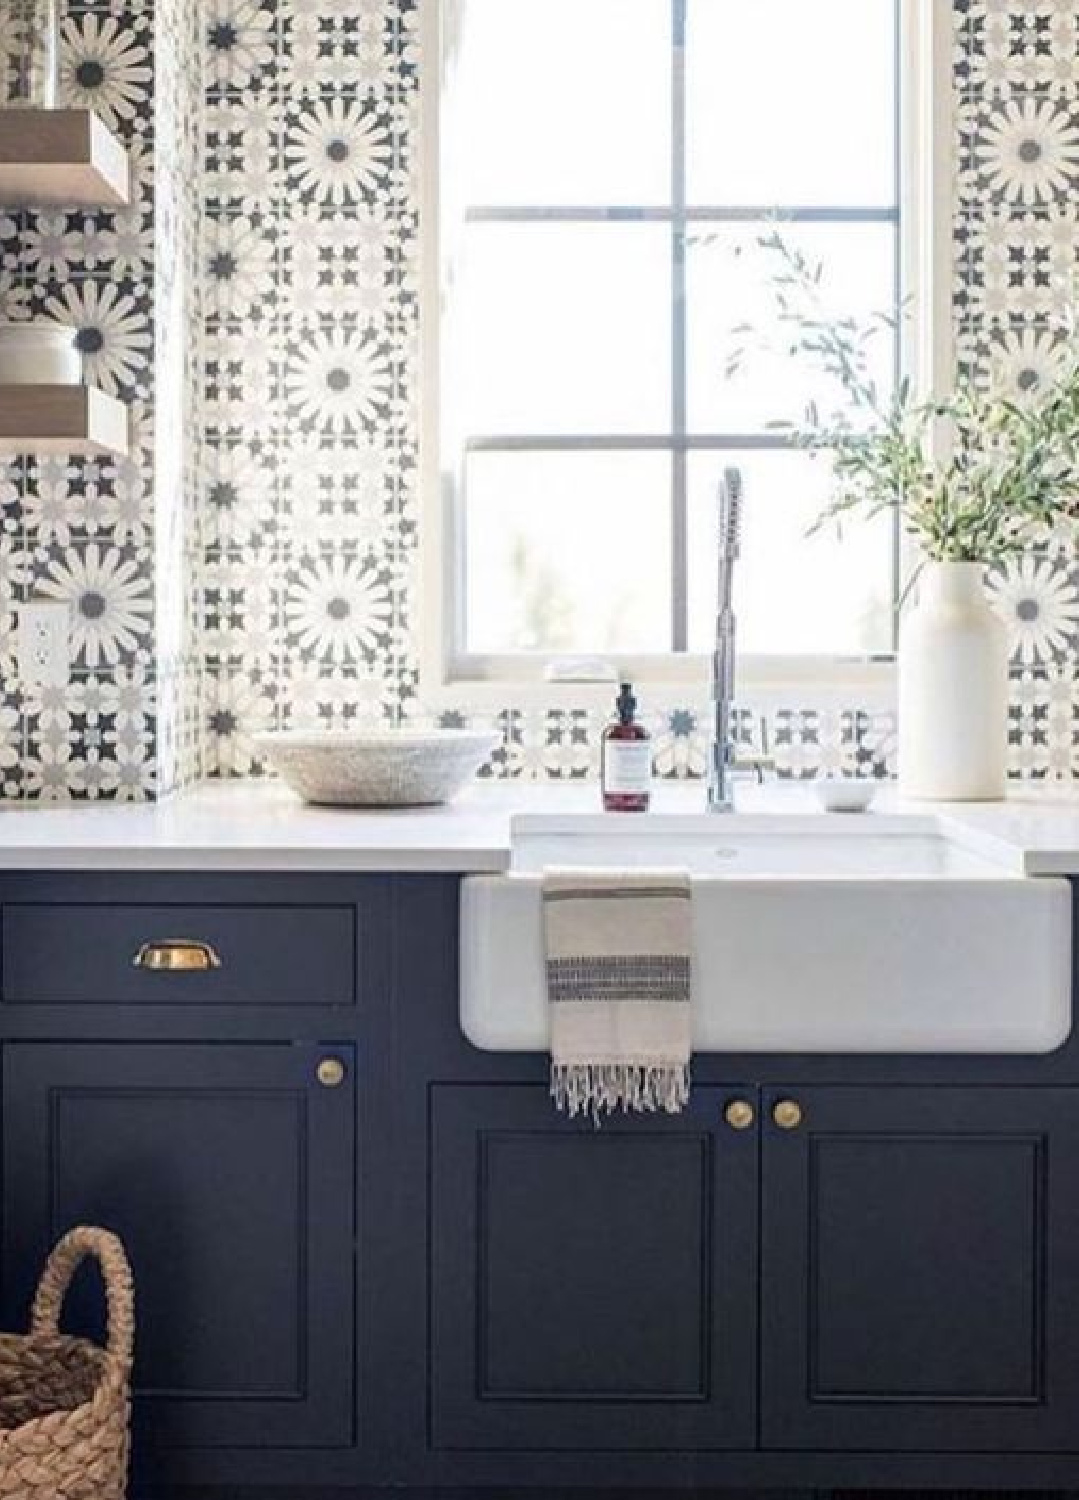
[0,0,1077,798]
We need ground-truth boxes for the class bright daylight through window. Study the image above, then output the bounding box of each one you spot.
[440,0,901,675]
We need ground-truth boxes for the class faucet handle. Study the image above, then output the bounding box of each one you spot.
[730,716,776,784]
[729,752,775,786]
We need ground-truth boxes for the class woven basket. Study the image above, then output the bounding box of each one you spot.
[0,1226,134,1500]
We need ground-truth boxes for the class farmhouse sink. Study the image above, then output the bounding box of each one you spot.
[460,815,1073,1054]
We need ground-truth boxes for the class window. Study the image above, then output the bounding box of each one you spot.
[429,0,942,692]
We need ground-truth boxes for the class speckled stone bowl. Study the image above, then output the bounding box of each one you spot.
[254,729,500,807]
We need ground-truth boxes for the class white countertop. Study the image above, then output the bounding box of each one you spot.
[0,781,517,873]
[0,779,1077,875]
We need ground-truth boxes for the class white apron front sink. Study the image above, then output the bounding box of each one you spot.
[460,816,1073,1054]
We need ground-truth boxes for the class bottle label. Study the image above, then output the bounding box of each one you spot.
[603,741,653,796]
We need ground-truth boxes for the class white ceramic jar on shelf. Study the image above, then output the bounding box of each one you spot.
[897,560,1009,802]
[0,323,82,385]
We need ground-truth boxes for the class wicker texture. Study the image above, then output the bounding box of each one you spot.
[0,1227,133,1499]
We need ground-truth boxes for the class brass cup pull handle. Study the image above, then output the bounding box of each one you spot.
[133,940,223,973]
[316,1057,346,1089]
[772,1099,803,1131]
[724,1099,755,1131]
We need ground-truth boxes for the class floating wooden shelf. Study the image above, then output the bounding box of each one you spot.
[0,385,129,456]
[0,109,130,208]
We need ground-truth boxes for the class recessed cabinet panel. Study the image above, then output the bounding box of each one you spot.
[812,1134,1040,1400]
[761,1087,1079,1452]
[2,1044,356,1450]
[430,1083,757,1451]
[58,1087,308,1399]
[481,1131,710,1398]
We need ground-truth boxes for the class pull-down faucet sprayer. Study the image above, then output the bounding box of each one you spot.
[707,467,743,812]
[706,468,772,811]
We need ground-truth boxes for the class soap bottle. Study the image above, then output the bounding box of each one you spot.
[601,682,652,813]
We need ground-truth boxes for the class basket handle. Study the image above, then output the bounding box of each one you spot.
[30,1226,134,1373]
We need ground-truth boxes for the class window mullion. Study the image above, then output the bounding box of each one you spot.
[437,0,906,679]
[671,0,688,653]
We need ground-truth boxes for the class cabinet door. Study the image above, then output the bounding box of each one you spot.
[761,1086,1079,1452]
[2,1043,355,1451]
[430,1083,758,1451]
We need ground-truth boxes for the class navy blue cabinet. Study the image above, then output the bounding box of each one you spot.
[1,1042,356,1453]
[1,873,1079,1492]
[428,1081,1079,1462]
[761,1086,1079,1453]
[429,1083,758,1451]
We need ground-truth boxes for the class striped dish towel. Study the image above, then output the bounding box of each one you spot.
[543,869,693,1119]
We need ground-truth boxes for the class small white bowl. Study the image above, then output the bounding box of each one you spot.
[254,728,501,807]
[813,778,879,814]
[0,321,81,385]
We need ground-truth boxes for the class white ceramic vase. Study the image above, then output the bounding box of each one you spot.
[897,560,1008,802]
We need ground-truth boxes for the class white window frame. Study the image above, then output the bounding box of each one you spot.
[419,0,954,710]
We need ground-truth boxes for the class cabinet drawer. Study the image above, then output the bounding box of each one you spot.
[1,904,357,1006]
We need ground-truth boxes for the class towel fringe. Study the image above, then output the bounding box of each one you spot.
[550,1061,690,1123]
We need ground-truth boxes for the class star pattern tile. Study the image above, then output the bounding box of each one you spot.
[1,1,1077,796]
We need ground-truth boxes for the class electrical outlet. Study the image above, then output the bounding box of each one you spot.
[18,602,70,687]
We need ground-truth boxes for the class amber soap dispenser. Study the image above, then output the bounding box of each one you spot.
[601,682,652,812]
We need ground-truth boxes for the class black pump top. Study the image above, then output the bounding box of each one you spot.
[615,682,637,724]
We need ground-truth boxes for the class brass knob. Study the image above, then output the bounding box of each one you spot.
[772,1099,803,1131]
[316,1057,346,1089]
[724,1099,755,1131]
[133,940,222,972]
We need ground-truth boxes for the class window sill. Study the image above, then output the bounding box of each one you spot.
[420,655,898,713]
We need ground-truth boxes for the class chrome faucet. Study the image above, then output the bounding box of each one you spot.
[707,467,772,811]
[707,467,742,811]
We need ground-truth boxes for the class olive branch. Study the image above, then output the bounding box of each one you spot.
[726,230,1079,565]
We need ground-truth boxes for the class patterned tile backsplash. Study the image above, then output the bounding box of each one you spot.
[0,0,202,798]
[0,0,1076,796]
